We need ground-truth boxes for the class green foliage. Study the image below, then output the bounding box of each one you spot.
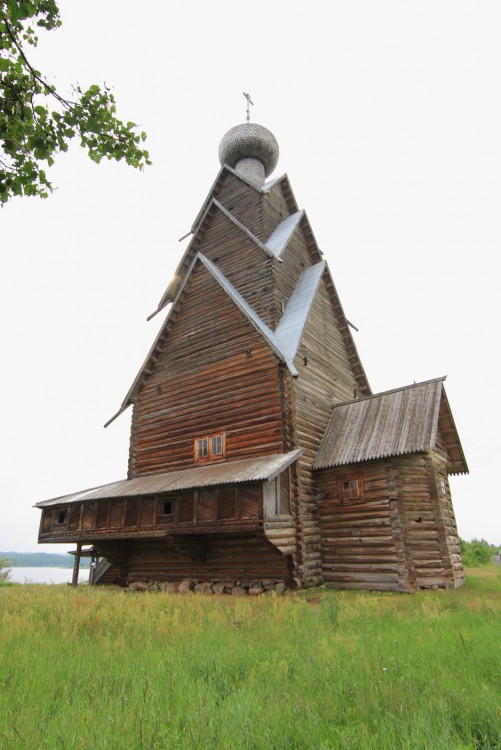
[460,538,494,567]
[0,555,11,580]
[0,569,500,748]
[0,0,150,203]
[0,550,88,567]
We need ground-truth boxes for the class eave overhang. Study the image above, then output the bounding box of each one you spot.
[148,197,277,321]
[313,377,468,474]
[35,450,303,508]
[105,253,300,427]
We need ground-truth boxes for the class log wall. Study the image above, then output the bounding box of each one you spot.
[428,442,464,587]
[39,482,267,543]
[290,278,361,586]
[129,269,284,476]
[317,451,464,592]
[215,171,264,240]
[94,535,289,585]
[262,182,295,241]
[317,462,405,591]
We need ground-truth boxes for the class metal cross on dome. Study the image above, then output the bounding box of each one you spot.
[243,92,254,123]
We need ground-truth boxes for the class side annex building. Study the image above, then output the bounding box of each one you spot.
[36,122,468,593]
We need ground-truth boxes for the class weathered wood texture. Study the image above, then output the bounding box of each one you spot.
[430,440,464,587]
[262,180,297,242]
[39,483,268,543]
[93,535,289,585]
[289,277,362,586]
[317,452,464,591]
[317,463,404,591]
[272,223,317,326]
[215,171,265,240]
[191,206,275,326]
[129,268,284,477]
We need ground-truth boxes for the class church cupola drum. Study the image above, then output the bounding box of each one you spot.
[35,113,468,593]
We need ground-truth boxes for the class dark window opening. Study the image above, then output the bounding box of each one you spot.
[339,478,363,502]
[162,500,173,515]
[57,511,66,525]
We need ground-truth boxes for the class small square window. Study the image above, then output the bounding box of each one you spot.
[338,478,363,502]
[194,432,226,463]
[212,435,223,455]
[197,438,209,459]
[56,511,67,525]
[162,501,173,515]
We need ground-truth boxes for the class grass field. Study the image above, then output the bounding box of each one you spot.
[0,568,499,749]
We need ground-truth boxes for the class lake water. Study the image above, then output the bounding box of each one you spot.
[8,567,90,585]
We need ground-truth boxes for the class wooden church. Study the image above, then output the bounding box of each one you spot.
[36,119,468,593]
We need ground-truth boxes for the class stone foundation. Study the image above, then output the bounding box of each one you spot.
[126,579,287,595]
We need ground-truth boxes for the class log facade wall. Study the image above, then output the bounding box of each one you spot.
[93,536,289,585]
[129,269,284,477]
[317,449,464,591]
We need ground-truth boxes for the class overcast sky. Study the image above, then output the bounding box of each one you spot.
[1,1,500,553]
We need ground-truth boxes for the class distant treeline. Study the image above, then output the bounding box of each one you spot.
[0,552,89,568]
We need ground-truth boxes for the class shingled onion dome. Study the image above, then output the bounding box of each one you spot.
[219,123,279,186]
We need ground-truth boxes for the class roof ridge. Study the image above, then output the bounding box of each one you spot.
[330,376,447,410]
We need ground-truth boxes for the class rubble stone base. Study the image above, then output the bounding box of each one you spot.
[126,579,287,595]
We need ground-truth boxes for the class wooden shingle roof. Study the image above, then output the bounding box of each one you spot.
[314,378,468,474]
[35,450,302,508]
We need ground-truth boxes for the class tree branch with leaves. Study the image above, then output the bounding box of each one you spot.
[0,0,150,204]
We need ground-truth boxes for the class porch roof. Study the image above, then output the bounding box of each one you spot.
[36,450,302,508]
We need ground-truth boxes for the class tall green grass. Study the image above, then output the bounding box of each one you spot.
[0,568,500,749]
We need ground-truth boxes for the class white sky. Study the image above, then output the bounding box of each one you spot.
[1,1,500,553]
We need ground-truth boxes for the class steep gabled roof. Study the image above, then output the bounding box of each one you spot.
[275,261,326,360]
[313,377,468,474]
[191,164,281,234]
[148,198,276,321]
[105,253,300,427]
[35,450,303,507]
[199,255,297,376]
[265,210,304,257]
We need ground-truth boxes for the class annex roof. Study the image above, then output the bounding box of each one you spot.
[35,450,303,508]
[314,378,468,474]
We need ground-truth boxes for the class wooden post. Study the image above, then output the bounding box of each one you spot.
[71,543,81,587]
